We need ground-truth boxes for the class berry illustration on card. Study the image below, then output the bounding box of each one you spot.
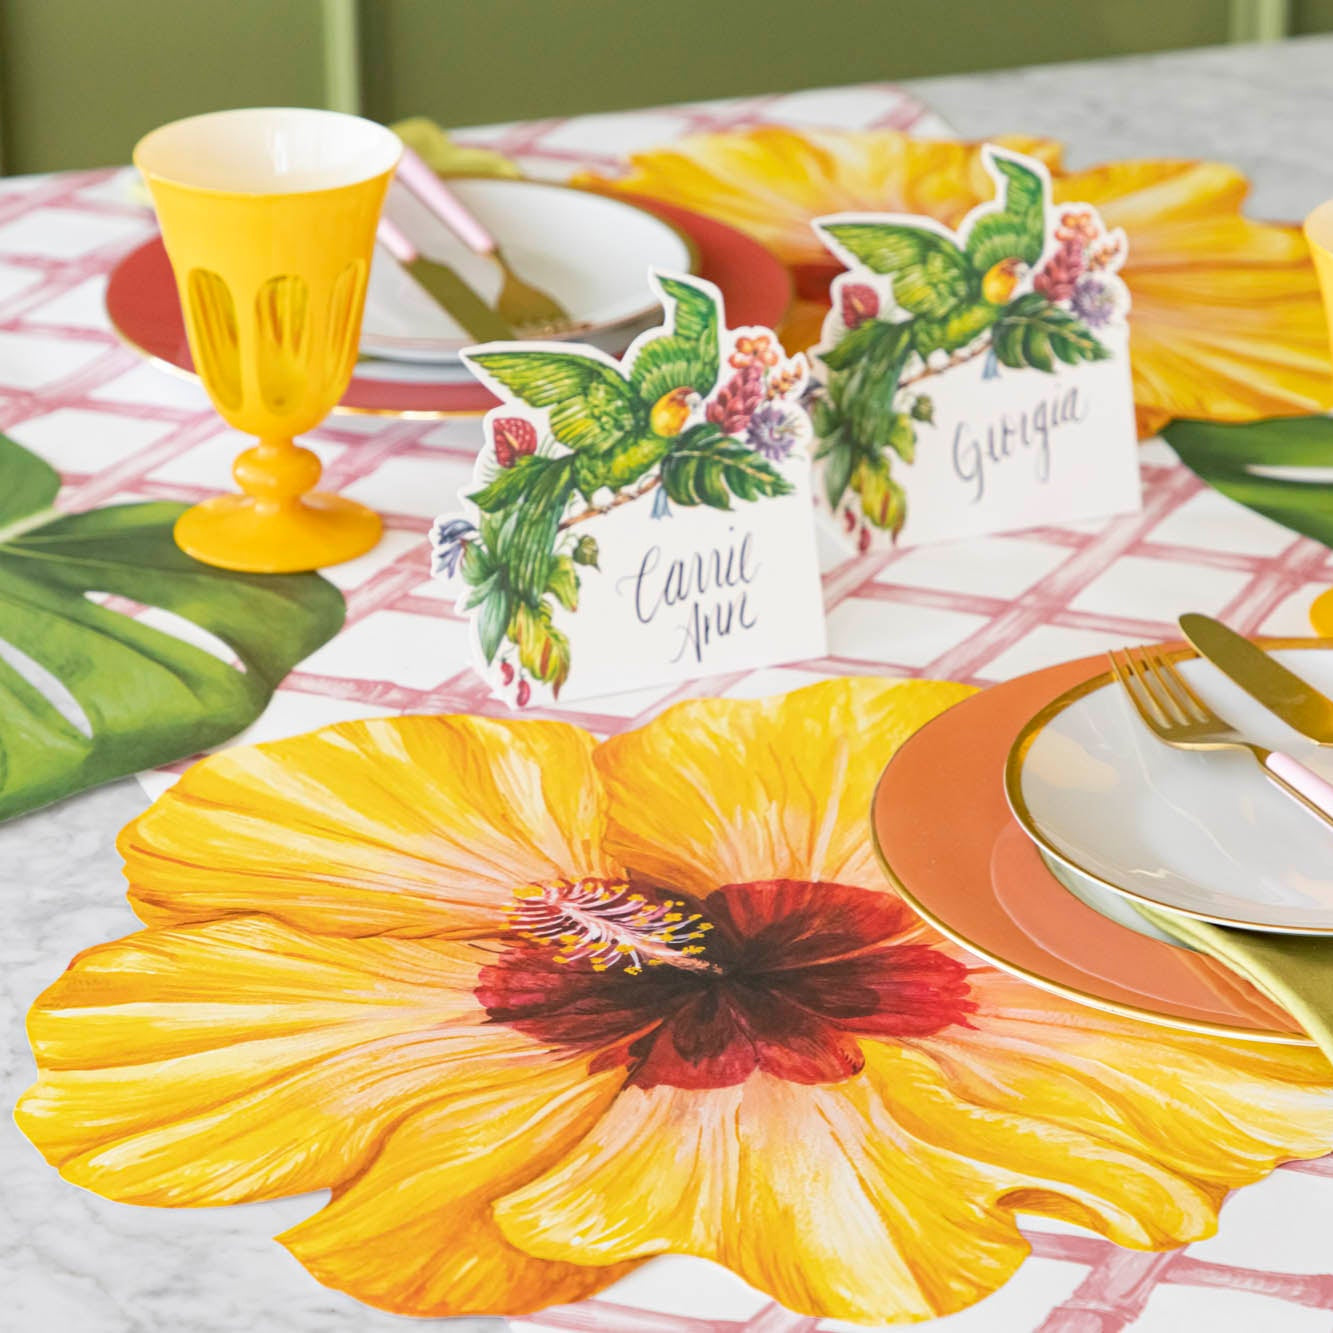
[810,145,1140,551]
[430,272,826,706]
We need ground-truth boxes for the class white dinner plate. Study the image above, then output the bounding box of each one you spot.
[361,178,694,363]
[1006,640,1333,934]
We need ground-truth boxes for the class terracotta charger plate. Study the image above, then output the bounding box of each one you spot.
[871,654,1306,1044]
[105,193,792,419]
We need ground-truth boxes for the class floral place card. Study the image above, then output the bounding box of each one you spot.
[810,145,1140,551]
[430,273,826,705]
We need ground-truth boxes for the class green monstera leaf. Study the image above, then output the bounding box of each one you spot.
[1163,415,1333,548]
[0,434,345,820]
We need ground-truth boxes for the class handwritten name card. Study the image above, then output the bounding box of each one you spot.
[810,145,1141,550]
[431,272,826,705]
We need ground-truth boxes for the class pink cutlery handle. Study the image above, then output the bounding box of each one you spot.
[1265,751,1333,823]
[376,215,418,265]
[396,145,496,255]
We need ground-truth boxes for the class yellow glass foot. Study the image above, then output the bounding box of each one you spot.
[173,492,382,573]
[1311,588,1333,638]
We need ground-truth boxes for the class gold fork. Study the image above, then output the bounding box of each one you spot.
[492,249,579,337]
[1109,644,1333,827]
[395,145,578,338]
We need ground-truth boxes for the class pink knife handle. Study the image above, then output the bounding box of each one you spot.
[376,215,418,265]
[396,145,496,255]
[1265,750,1333,824]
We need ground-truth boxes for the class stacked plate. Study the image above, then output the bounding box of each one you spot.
[107,179,792,418]
[362,178,693,364]
[872,639,1333,1045]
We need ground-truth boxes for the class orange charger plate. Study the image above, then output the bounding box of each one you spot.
[872,654,1305,1044]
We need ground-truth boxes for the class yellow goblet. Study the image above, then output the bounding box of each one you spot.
[1305,202,1333,635]
[134,108,402,573]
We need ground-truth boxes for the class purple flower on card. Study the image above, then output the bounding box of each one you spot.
[746,401,803,461]
[1071,274,1122,329]
[430,517,476,578]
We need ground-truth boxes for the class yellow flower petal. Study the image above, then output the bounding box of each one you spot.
[583,130,1333,433]
[1055,160,1333,427]
[495,1072,1031,1322]
[594,677,975,896]
[496,996,1333,1325]
[281,1062,634,1317]
[120,714,618,935]
[16,916,550,1206]
[917,973,1333,1211]
[578,127,1062,268]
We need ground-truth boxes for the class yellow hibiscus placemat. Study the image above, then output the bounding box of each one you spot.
[17,679,1333,1325]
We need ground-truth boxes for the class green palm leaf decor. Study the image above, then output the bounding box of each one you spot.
[0,433,345,820]
[1163,415,1333,549]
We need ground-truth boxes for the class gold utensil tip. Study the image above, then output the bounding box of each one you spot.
[1178,613,1333,744]
[1109,644,1333,830]
[493,248,575,334]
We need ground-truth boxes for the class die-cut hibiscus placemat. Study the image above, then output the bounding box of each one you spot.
[17,678,1333,1326]
[431,272,825,705]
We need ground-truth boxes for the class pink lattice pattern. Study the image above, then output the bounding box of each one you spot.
[2,85,1332,1331]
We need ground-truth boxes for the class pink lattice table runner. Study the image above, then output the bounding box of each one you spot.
[4,83,1333,1333]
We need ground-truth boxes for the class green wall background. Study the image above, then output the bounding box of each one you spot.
[0,0,1322,174]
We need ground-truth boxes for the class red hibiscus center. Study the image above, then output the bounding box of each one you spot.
[477,878,975,1089]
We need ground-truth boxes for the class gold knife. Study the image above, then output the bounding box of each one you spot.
[376,215,514,344]
[1179,612,1333,744]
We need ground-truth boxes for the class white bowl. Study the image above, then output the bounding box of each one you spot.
[361,178,694,362]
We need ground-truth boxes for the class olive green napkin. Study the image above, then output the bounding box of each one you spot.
[1135,903,1333,1058]
[388,118,521,179]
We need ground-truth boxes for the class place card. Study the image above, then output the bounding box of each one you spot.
[430,272,826,705]
[810,145,1140,551]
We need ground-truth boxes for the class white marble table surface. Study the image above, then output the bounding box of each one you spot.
[907,33,1333,221]
[7,33,1333,1333]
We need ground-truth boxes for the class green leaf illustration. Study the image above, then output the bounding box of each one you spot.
[992,293,1108,371]
[886,413,916,464]
[469,454,550,511]
[547,555,580,612]
[460,539,495,585]
[476,583,513,662]
[507,456,576,600]
[475,454,577,607]
[0,433,344,821]
[822,435,856,509]
[571,534,599,568]
[513,601,570,696]
[856,455,907,534]
[1163,415,1333,549]
[841,322,914,445]
[818,317,898,373]
[660,424,793,508]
